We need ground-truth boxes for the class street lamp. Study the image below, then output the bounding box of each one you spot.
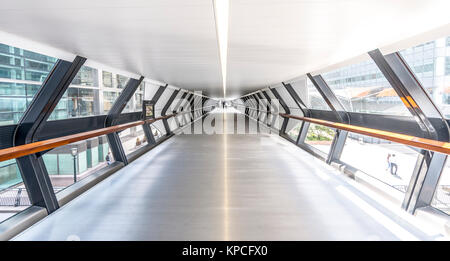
[71,147,78,183]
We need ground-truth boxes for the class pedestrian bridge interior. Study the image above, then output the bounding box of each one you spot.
[0,1,450,241]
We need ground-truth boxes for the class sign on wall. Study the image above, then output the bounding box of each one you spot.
[143,100,155,120]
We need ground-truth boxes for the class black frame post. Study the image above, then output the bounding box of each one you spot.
[172,91,188,127]
[307,73,349,164]
[161,89,180,135]
[14,56,86,213]
[143,85,167,145]
[261,91,275,127]
[270,88,290,135]
[105,76,144,165]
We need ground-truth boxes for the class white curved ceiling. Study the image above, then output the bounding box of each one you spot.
[0,0,450,98]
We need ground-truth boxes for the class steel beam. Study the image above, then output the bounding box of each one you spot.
[181,93,194,125]
[161,89,180,135]
[270,87,290,135]
[306,73,349,163]
[143,85,167,145]
[172,92,188,127]
[190,94,195,122]
[256,92,268,124]
[282,82,309,117]
[262,91,275,127]
[105,76,144,165]
[306,73,349,123]
[14,56,86,213]
[282,82,311,145]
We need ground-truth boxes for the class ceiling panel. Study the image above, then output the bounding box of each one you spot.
[0,0,223,96]
[227,0,450,98]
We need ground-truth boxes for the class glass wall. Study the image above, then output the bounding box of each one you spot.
[303,123,336,154]
[49,68,136,120]
[123,82,144,113]
[286,120,302,141]
[119,125,147,155]
[431,161,450,215]
[42,135,112,192]
[340,133,418,194]
[322,57,410,116]
[306,78,331,110]
[0,43,57,125]
[399,36,450,118]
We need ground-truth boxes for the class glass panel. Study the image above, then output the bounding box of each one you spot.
[398,37,450,118]
[102,71,113,88]
[72,66,98,86]
[306,78,331,110]
[144,82,158,100]
[0,159,30,223]
[102,71,129,89]
[340,132,419,194]
[431,161,450,214]
[150,124,164,141]
[116,75,129,89]
[119,125,147,155]
[155,89,174,117]
[0,43,57,125]
[42,135,114,192]
[304,123,336,154]
[123,91,143,113]
[322,58,410,116]
[286,119,302,141]
[275,86,304,117]
[49,66,100,120]
[103,91,120,114]
[289,78,309,109]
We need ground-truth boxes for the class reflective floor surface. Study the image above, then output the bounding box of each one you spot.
[13,111,430,240]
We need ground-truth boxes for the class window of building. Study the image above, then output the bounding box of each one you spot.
[103,91,120,114]
[446,57,450,76]
[0,43,57,126]
[72,66,98,86]
[49,66,100,120]
[102,71,113,88]
[116,75,129,89]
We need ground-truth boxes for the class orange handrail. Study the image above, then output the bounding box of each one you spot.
[0,114,176,162]
[280,113,450,155]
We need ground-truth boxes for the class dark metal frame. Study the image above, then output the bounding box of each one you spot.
[161,89,180,135]
[13,56,86,213]
[105,76,144,165]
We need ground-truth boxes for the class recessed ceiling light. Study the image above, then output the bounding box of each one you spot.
[213,0,230,98]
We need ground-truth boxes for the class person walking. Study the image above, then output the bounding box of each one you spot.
[390,154,398,176]
[106,152,112,165]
